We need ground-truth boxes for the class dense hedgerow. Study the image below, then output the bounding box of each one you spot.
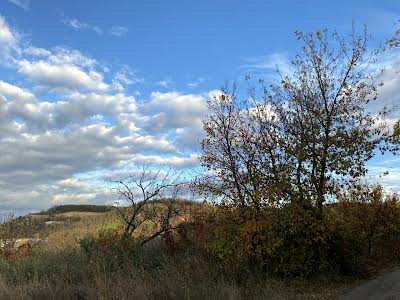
[165,185,400,278]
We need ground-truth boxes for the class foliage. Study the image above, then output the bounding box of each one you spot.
[199,29,399,216]
[171,186,400,278]
[329,184,400,274]
[200,205,332,277]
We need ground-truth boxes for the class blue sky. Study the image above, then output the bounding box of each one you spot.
[0,0,399,215]
[3,0,399,93]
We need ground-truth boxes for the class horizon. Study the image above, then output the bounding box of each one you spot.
[0,0,399,216]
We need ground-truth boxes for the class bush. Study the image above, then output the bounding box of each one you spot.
[79,227,138,271]
[169,204,332,278]
[327,185,400,274]
[169,186,400,278]
[268,205,332,277]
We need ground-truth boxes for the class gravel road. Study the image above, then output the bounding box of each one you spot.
[340,270,400,300]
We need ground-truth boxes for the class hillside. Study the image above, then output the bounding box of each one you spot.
[0,201,361,299]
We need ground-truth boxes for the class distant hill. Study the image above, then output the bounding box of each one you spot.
[36,204,115,215]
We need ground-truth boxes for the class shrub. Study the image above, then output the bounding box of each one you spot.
[79,227,137,271]
[169,186,400,278]
[256,205,330,277]
[173,204,332,278]
[328,185,400,274]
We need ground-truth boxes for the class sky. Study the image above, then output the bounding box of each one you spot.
[0,0,399,215]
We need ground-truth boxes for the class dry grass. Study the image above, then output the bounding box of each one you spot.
[0,204,356,300]
[0,250,353,300]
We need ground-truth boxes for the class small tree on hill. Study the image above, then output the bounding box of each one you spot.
[112,165,183,245]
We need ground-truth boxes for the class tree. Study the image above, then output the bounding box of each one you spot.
[198,88,291,210]
[112,165,184,245]
[200,28,399,217]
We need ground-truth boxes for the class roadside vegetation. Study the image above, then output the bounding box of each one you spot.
[1,27,400,299]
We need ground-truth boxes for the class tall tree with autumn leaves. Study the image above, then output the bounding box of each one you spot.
[199,28,399,217]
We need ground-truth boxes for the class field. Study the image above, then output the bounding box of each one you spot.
[0,203,357,300]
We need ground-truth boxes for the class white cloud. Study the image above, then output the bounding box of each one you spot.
[374,54,400,116]
[0,81,54,131]
[46,48,97,68]
[17,59,109,92]
[157,80,173,88]
[0,80,35,102]
[0,16,18,62]
[61,18,103,35]
[112,66,144,91]
[367,162,400,193]
[110,26,128,37]
[139,91,207,133]
[123,91,209,153]
[61,19,129,38]
[0,81,140,131]
[129,154,199,169]
[0,16,16,46]
[0,81,202,213]
[7,0,30,10]
[0,15,209,214]
[241,52,294,79]
[53,92,136,127]
[23,46,51,57]
[187,77,206,88]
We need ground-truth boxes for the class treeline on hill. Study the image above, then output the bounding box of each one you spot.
[40,204,114,215]
[0,27,400,299]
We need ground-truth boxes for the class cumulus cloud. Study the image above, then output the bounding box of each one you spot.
[0,15,208,214]
[0,16,16,45]
[0,81,53,130]
[0,81,35,102]
[0,16,206,213]
[0,116,179,212]
[139,91,207,132]
[132,91,208,152]
[0,16,18,61]
[0,80,203,214]
[17,57,109,93]
[55,92,135,126]
[23,46,51,57]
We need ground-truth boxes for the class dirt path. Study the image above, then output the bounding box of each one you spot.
[340,270,400,300]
